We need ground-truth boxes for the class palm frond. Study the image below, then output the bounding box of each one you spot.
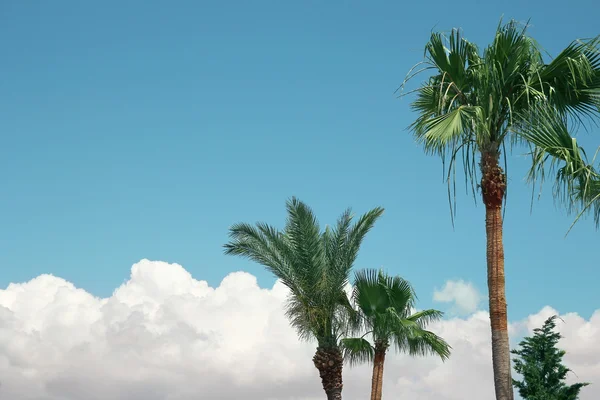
[284,197,326,289]
[404,330,452,361]
[224,222,296,290]
[415,105,483,156]
[576,175,600,227]
[342,207,385,279]
[340,337,375,367]
[285,294,320,342]
[334,288,360,339]
[407,309,445,329]
[381,273,416,316]
[323,208,354,292]
[353,269,390,318]
[516,103,595,217]
[570,149,600,230]
[538,36,600,119]
[380,307,450,361]
[425,29,477,93]
[382,307,421,337]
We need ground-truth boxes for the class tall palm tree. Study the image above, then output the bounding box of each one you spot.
[223,197,384,400]
[401,21,600,400]
[341,269,450,400]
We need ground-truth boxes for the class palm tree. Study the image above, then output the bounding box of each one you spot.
[401,21,600,400]
[341,269,450,400]
[223,197,384,400]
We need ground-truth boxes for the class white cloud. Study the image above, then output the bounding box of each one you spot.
[0,260,597,400]
[433,279,484,315]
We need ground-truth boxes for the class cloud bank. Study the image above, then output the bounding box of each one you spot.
[0,259,597,400]
[433,279,484,315]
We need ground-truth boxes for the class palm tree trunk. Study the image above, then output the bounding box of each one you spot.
[370,346,387,400]
[481,151,514,400]
[313,347,343,400]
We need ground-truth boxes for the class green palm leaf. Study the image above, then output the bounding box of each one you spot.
[340,337,375,367]
[404,330,452,361]
[408,309,445,328]
[538,36,600,117]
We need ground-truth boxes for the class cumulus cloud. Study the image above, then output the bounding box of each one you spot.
[0,260,597,400]
[433,279,484,315]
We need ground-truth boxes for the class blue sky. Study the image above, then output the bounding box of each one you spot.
[1,0,598,321]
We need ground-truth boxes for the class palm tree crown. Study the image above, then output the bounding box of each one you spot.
[224,197,384,347]
[404,21,600,215]
[342,269,450,365]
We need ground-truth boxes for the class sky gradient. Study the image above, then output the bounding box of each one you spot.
[2,0,599,323]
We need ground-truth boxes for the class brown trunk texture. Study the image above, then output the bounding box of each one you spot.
[370,347,387,400]
[481,152,514,400]
[313,347,343,400]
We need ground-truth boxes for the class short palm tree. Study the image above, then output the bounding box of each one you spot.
[402,20,600,400]
[224,197,384,400]
[341,269,451,400]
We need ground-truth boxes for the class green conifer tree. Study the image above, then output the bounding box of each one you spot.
[512,315,589,400]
